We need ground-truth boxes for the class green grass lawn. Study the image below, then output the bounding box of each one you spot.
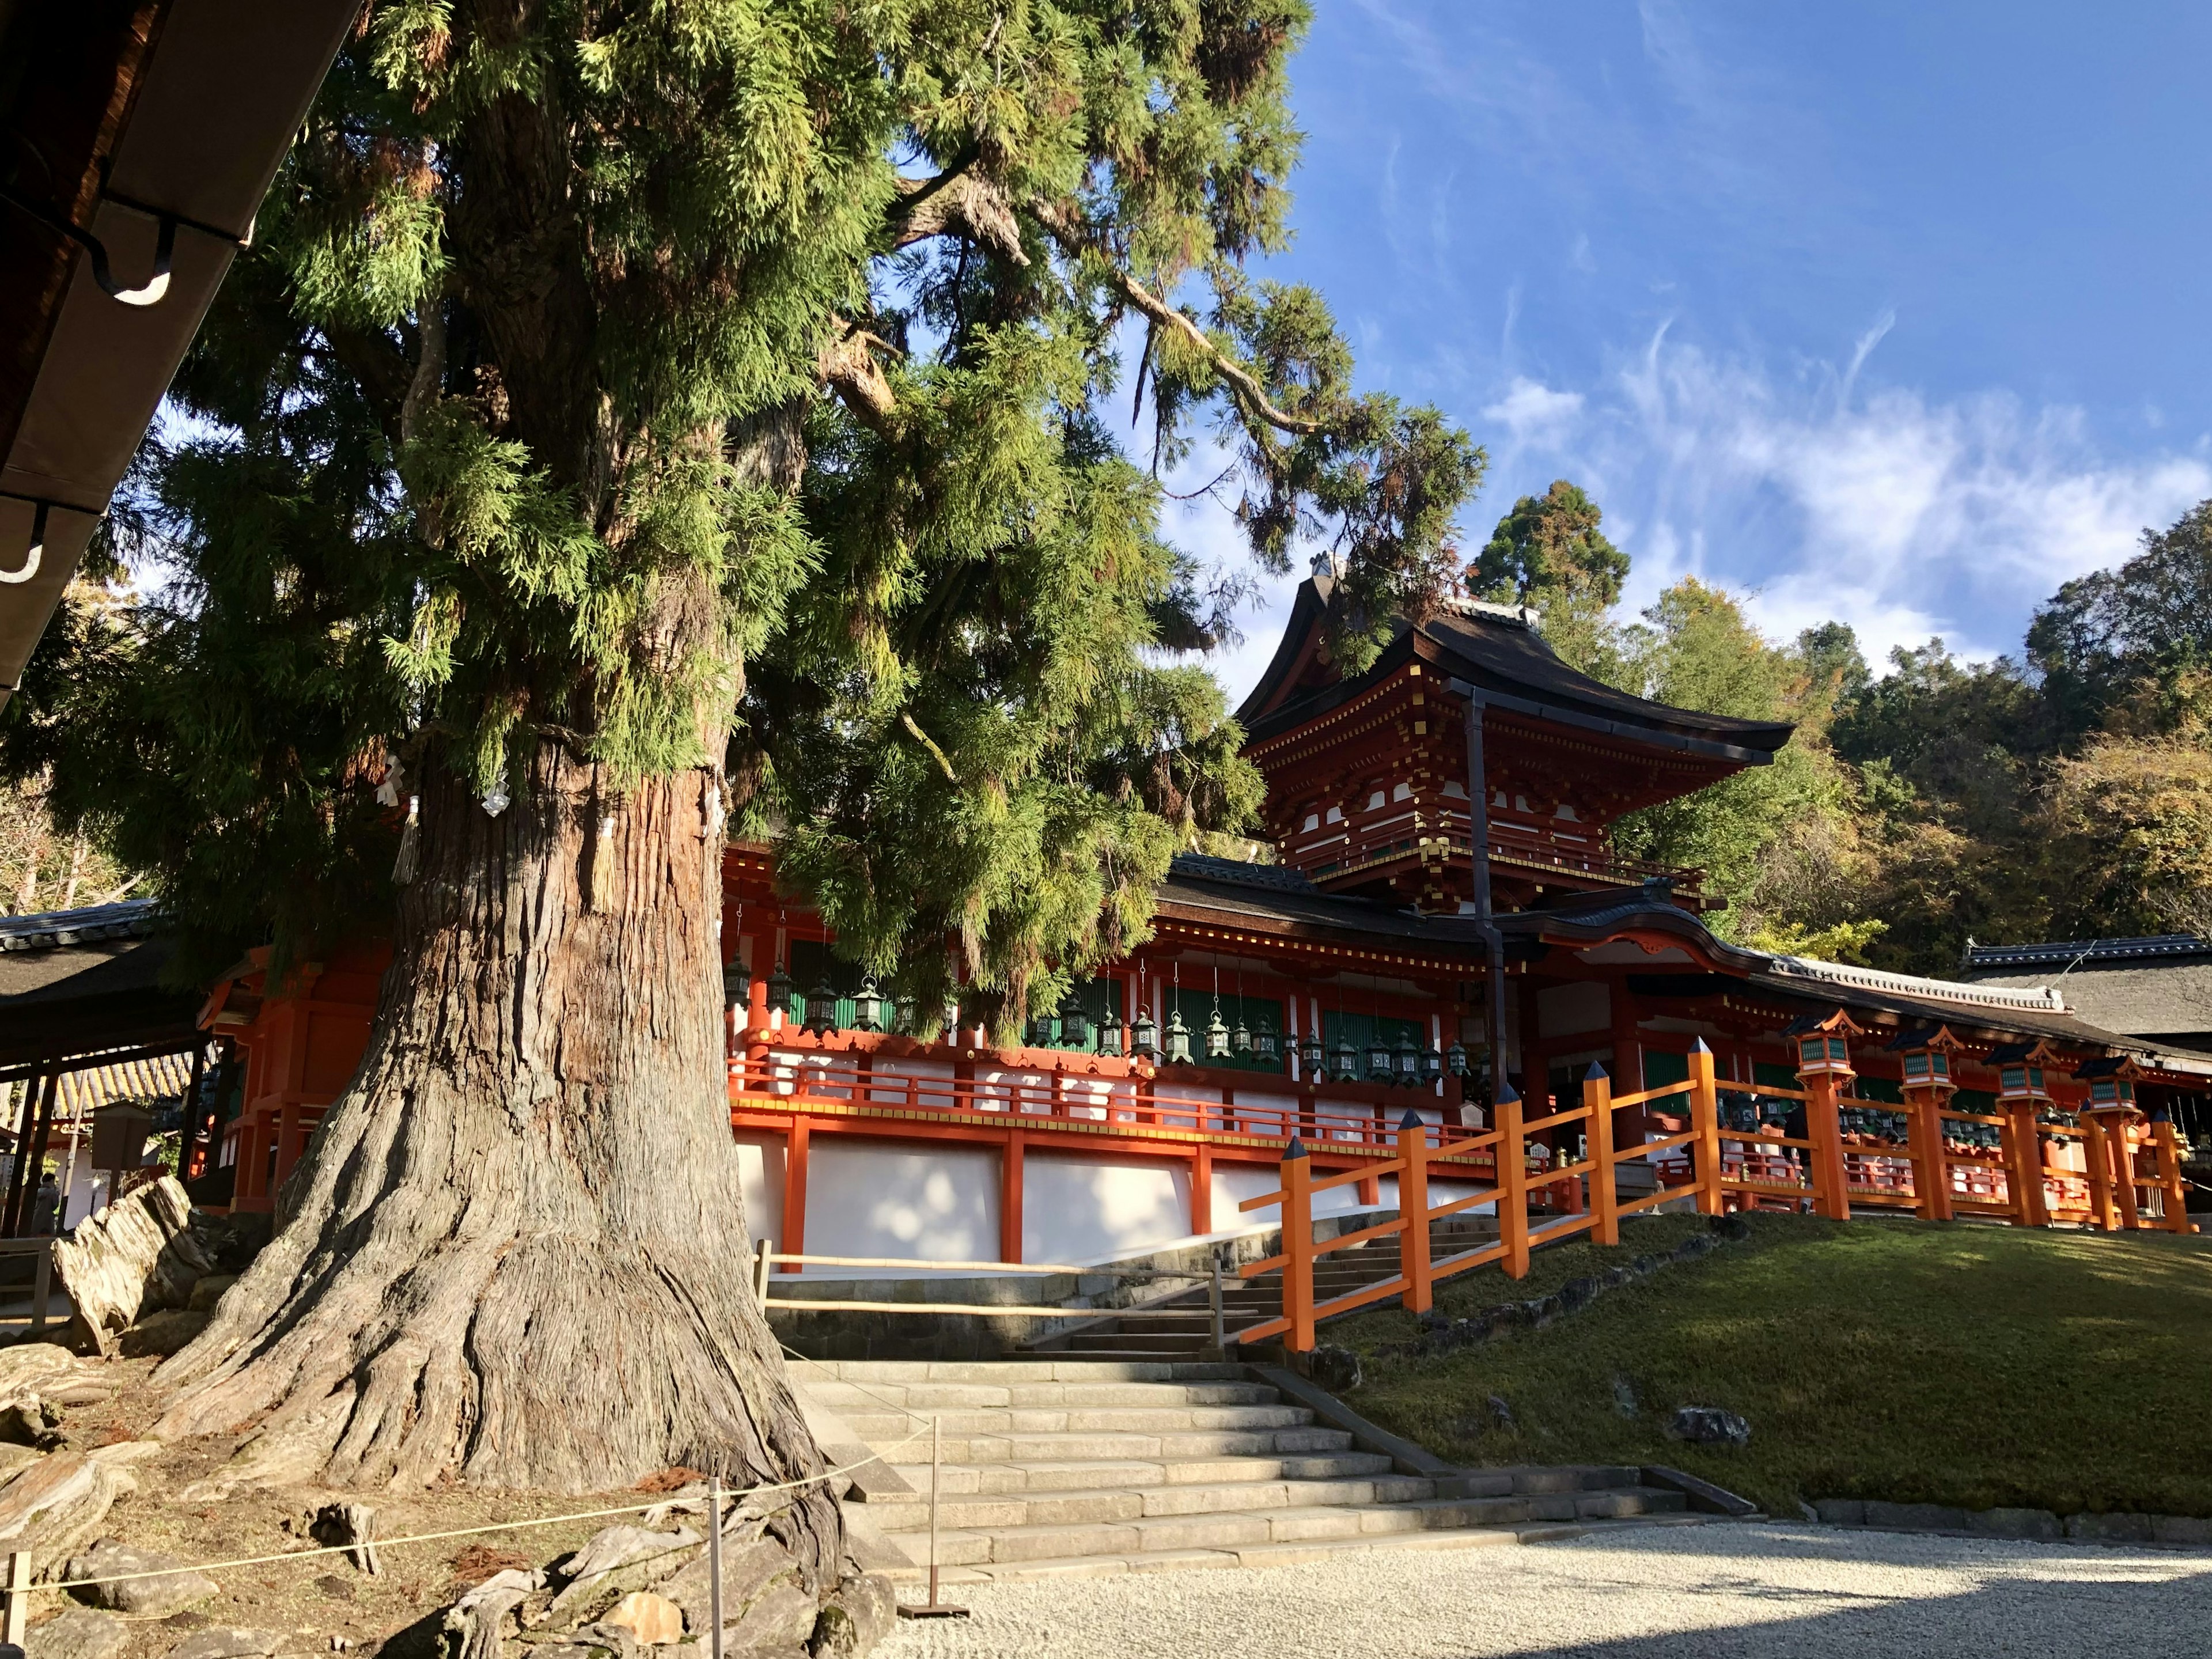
[1338,1211,2212,1521]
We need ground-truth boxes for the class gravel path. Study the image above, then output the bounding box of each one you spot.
[877,1523,2212,1658]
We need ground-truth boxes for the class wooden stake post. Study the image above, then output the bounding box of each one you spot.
[1687,1043,1724,1217]
[2005,1104,2051,1226]
[2151,1120,2196,1233]
[1904,1096,1953,1222]
[1281,1142,1316,1353]
[1802,1074,1852,1221]
[1584,1065,1620,1247]
[1497,1087,1529,1279]
[3,1550,25,1646]
[1396,1112,1433,1316]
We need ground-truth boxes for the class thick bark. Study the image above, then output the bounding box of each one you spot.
[153,742,835,1582]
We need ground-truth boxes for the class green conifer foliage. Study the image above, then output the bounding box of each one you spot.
[17,0,1481,1009]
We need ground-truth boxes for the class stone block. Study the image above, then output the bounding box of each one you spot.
[1862,1502,1971,1533]
[24,1610,124,1659]
[1812,1498,1865,1526]
[65,1540,218,1615]
[162,1628,278,1659]
[2150,1515,2212,1547]
[2066,1512,2154,1544]
[1966,1508,2063,1541]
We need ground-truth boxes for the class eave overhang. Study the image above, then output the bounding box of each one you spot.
[0,0,358,704]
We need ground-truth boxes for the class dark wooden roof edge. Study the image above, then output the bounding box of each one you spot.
[1236,578,1796,761]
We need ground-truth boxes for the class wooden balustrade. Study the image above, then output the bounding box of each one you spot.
[726,1028,1472,1153]
[1234,1037,2203,1353]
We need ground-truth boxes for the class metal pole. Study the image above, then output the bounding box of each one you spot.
[1453,683,1512,1114]
[928,1414,941,1609]
[1209,1253,1225,1354]
[707,1475,724,1659]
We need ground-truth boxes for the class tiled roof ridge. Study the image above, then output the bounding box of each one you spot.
[1764,952,2069,1014]
[0,897,161,953]
[1165,852,1320,895]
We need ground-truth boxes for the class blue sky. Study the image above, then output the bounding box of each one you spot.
[1168,1,2212,699]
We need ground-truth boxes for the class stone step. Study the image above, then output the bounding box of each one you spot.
[801,1379,1279,1410]
[910,1425,1358,1463]
[873,1514,1714,1585]
[863,1473,1439,1532]
[805,1359,1245,1382]
[874,1487,1676,1566]
[833,1402,1315,1439]
[878,1449,1398,1497]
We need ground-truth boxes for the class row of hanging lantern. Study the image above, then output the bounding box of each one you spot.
[738,953,1472,1091]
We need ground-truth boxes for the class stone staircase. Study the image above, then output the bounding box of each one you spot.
[1025,1215,1505,1361]
[795,1358,1706,1583]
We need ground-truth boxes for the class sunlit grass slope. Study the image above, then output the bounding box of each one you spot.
[1340,1212,2212,1520]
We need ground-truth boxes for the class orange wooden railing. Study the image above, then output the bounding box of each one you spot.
[1235,1037,2200,1352]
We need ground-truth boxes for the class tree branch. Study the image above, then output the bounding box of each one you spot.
[319,323,414,446]
[1028,199,1323,437]
[817,319,899,436]
[890,172,1029,267]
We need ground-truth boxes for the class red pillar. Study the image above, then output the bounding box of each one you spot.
[1001,1130,1025,1264]
[778,1119,809,1272]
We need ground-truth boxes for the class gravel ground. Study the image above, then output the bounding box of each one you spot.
[877,1524,2212,1659]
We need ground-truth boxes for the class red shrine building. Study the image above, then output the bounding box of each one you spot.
[194,579,2211,1260]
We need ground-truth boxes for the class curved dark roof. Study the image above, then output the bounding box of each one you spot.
[1238,579,1795,762]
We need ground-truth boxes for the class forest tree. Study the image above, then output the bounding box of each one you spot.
[3,0,1482,1539]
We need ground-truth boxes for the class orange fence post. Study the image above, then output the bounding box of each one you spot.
[1584,1064,1619,1247]
[1497,1085,1529,1279]
[2005,1104,2050,1227]
[2153,1120,2194,1233]
[1282,1138,1315,1352]
[1397,1111,1432,1315]
[1802,1074,1851,1221]
[1688,1041,1724,1217]
[2111,1119,2144,1232]
[2082,1115,2118,1232]
[1907,1096,1952,1222]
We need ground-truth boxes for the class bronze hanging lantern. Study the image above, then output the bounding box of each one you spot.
[1395,1030,1422,1086]
[1132,1007,1158,1060]
[1059,984,1090,1051]
[802,978,839,1036]
[1166,1008,1194,1065]
[851,976,884,1033]
[767,963,794,1022]
[1253,1017,1279,1065]
[1097,1006,1124,1056]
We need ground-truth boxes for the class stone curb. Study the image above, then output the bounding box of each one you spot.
[1812,1497,2212,1548]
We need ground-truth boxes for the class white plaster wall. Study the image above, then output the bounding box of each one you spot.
[1022,1153,1193,1264]
[805,1140,999,1263]
[1213,1161,1387,1227]
[732,1130,784,1249]
[1230,1090,1300,1137]
[866,1056,956,1108]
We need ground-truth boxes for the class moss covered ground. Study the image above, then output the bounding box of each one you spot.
[1336,1211,2212,1521]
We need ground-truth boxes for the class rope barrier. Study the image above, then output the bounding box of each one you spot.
[19,1421,929,1596]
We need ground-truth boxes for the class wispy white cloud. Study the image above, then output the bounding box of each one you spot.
[1482,378,1585,451]
[1577,330,2212,666]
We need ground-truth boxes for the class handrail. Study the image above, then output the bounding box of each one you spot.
[728,1039,1491,1158]
[1229,1029,2200,1355]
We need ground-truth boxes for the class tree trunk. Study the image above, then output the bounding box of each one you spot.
[153,741,835,1580]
